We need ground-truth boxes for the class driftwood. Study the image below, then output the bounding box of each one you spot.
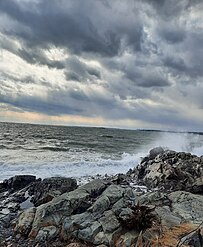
[176,221,203,247]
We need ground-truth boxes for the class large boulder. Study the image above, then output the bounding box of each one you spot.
[12,177,203,246]
[168,191,203,225]
[28,177,78,206]
[3,175,36,192]
[149,147,164,160]
[131,150,203,194]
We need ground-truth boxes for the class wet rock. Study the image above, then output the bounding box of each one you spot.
[3,175,36,192]
[149,147,164,160]
[131,149,203,193]
[28,177,78,206]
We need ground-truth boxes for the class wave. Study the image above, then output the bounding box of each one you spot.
[41,146,70,152]
[100,135,114,138]
[0,145,8,149]
[0,131,202,182]
[148,132,203,156]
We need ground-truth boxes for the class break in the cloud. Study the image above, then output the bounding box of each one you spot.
[0,0,203,131]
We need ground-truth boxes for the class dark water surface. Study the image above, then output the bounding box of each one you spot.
[0,122,203,181]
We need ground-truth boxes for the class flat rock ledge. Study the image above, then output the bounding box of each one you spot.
[0,148,203,247]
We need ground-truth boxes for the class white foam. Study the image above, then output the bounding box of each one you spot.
[130,132,203,157]
[0,131,202,182]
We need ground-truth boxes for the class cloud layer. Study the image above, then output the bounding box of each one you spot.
[0,0,203,131]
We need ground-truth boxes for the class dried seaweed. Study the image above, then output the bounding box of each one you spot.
[118,202,160,231]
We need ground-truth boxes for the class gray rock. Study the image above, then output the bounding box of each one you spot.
[28,177,77,206]
[102,185,125,204]
[155,206,182,227]
[3,175,36,191]
[99,210,120,233]
[191,176,203,194]
[35,226,58,241]
[89,195,110,215]
[149,147,164,160]
[78,179,108,196]
[169,191,203,224]
[116,230,139,247]
[139,191,171,207]
[94,232,109,245]
[78,221,102,242]
[28,180,108,239]
[132,149,203,193]
[62,212,93,238]
[14,207,36,236]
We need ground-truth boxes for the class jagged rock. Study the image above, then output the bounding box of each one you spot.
[14,207,36,236]
[35,226,58,241]
[8,154,203,247]
[28,177,78,206]
[131,149,203,193]
[99,210,120,233]
[191,176,203,194]
[27,180,108,239]
[3,175,36,192]
[116,230,139,247]
[149,147,164,160]
[77,221,102,242]
[168,191,203,225]
[155,206,182,228]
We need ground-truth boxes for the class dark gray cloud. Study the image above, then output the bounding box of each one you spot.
[0,0,203,131]
[157,26,186,44]
[146,0,201,19]
[64,57,101,83]
[0,0,143,57]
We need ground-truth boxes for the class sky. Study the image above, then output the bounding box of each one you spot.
[0,0,203,131]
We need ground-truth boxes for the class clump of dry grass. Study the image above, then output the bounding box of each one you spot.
[150,223,197,247]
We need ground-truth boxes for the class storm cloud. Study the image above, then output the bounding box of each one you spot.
[0,0,203,131]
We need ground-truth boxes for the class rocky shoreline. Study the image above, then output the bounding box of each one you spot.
[0,148,203,247]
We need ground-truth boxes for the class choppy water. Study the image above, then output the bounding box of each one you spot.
[0,122,203,181]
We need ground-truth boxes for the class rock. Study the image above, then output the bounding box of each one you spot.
[66,244,84,247]
[88,195,111,215]
[0,182,6,192]
[77,221,102,242]
[14,207,36,236]
[28,177,78,206]
[139,191,171,207]
[3,175,36,191]
[62,212,93,238]
[155,206,182,228]
[191,176,203,194]
[169,191,203,224]
[132,149,203,193]
[28,180,108,239]
[99,210,120,233]
[149,147,164,160]
[186,230,203,247]
[12,174,203,247]
[36,226,58,241]
[116,230,139,247]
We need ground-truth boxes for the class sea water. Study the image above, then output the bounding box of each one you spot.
[0,122,203,181]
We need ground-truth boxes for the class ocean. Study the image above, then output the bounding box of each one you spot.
[0,122,203,182]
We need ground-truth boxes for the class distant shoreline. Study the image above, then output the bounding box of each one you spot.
[0,121,203,135]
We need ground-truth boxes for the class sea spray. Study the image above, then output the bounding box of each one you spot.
[0,122,202,181]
